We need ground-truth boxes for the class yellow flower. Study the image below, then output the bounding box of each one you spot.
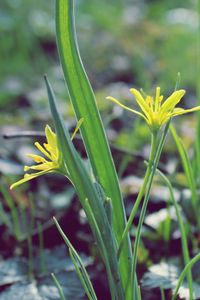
[107,87,200,131]
[10,125,62,189]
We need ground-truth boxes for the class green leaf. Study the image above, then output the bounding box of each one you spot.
[55,1,132,297]
[44,76,124,300]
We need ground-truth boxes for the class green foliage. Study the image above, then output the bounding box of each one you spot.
[2,0,200,299]
[45,74,125,299]
[55,0,132,297]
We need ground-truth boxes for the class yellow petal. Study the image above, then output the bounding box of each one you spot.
[10,170,50,190]
[35,142,52,160]
[130,88,151,117]
[155,87,161,111]
[159,114,171,125]
[170,106,200,117]
[43,143,57,161]
[106,96,148,122]
[10,124,61,189]
[45,125,57,150]
[25,162,54,171]
[27,154,47,163]
[24,165,30,171]
[160,90,185,115]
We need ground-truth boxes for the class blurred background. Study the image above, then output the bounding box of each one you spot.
[1,0,198,115]
[0,0,198,184]
[1,0,198,153]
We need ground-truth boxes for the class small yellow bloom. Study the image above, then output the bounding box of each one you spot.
[10,125,62,189]
[107,87,200,131]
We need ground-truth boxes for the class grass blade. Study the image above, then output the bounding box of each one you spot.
[170,125,199,228]
[172,253,200,300]
[0,185,20,239]
[53,217,98,300]
[156,169,193,300]
[51,273,67,300]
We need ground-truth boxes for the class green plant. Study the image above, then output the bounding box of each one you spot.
[9,0,200,299]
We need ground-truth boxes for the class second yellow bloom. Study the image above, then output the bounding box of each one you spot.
[107,87,200,131]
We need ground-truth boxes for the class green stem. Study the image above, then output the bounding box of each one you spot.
[131,122,170,298]
[137,285,142,300]
[160,287,166,300]
[172,253,200,300]
[118,133,157,258]
[131,133,158,296]
[156,169,193,300]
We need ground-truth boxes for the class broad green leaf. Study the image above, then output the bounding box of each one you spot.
[55,1,132,297]
[45,76,124,300]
